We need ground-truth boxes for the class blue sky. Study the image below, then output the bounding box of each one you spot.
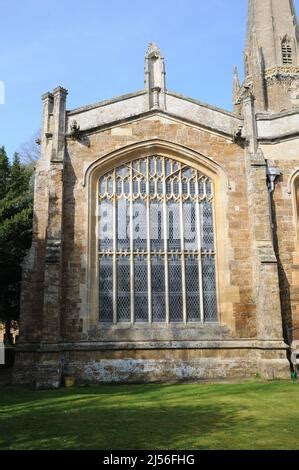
[1,0,299,158]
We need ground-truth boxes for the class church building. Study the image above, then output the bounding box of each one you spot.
[15,0,299,387]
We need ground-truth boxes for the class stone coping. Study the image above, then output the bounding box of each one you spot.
[256,109,299,121]
[16,339,288,352]
[66,89,241,122]
[67,90,146,115]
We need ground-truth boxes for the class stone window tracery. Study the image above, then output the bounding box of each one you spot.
[98,155,217,324]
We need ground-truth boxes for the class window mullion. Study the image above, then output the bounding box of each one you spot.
[146,158,152,323]
[179,166,187,324]
[112,169,117,324]
[163,157,170,323]
[129,162,135,324]
[196,174,204,323]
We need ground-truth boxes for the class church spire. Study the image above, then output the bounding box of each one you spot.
[243,0,299,112]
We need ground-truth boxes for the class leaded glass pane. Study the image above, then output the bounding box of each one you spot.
[133,199,147,251]
[157,179,163,194]
[168,202,181,251]
[186,257,200,321]
[117,257,131,322]
[99,199,113,251]
[201,201,214,251]
[166,179,171,194]
[173,178,180,196]
[165,160,171,176]
[183,201,198,251]
[140,160,146,176]
[117,165,129,178]
[173,162,180,173]
[134,257,148,322]
[107,177,113,193]
[150,179,155,195]
[202,256,217,322]
[152,256,165,322]
[198,178,205,197]
[150,201,164,251]
[133,179,139,195]
[99,257,113,322]
[169,256,183,322]
[190,179,195,196]
[157,158,163,176]
[149,158,155,176]
[117,199,130,251]
[141,179,146,195]
[206,179,212,196]
[132,161,139,173]
[116,178,122,195]
[99,177,106,196]
[182,180,188,195]
[182,168,193,178]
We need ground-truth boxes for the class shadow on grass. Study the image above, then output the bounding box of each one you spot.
[0,383,255,450]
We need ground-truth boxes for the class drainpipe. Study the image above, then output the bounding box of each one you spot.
[266,163,282,247]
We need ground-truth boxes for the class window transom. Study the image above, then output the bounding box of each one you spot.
[98,156,217,324]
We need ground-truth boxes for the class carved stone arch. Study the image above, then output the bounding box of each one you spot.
[84,138,234,332]
[83,139,231,189]
[287,168,299,195]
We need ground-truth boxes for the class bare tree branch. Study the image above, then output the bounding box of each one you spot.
[18,130,41,165]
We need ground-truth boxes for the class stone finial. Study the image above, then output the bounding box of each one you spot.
[146,42,162,59]
[144,42,166,110]
[233,66,240,100]
[42,91,54,103]
[41,92,54,139]
[53,86,68,99]
[51,86,68,162]
[232,66,241,114]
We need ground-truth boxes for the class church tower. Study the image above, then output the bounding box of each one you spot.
[237,0,299,113]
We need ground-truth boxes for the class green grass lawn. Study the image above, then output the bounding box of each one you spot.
[0,380,299,450]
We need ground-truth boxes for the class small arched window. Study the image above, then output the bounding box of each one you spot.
[282,40,293,65]
[98,155,218,324]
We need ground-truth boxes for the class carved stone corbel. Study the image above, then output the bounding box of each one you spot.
[233,125,247,146]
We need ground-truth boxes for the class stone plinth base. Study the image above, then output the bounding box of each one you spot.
[13,340,290,387]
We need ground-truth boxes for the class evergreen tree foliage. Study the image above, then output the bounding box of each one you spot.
[0,147,33,343]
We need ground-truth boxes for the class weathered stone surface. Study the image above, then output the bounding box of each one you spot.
[14,0,299,387]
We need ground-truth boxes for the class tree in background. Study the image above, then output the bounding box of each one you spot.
[0,146,33,344]
[18,131,41,166]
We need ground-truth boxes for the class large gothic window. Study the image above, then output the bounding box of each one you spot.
[98,156,217,324]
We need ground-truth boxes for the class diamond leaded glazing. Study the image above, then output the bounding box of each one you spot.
[98,156,217,323]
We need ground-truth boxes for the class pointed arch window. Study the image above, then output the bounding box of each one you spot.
[98,156,217,324]
[282,40,293,65]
